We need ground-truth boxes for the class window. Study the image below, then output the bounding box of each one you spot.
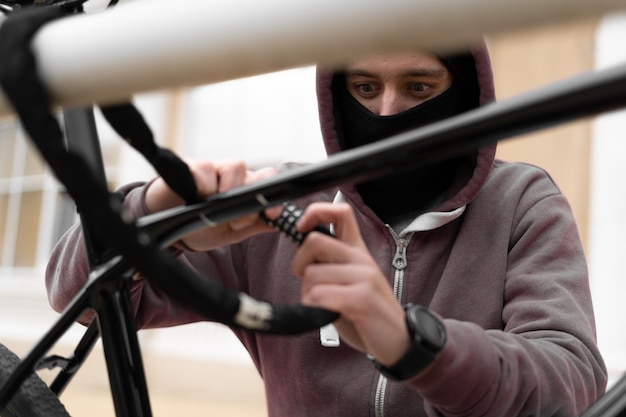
[0,115,124,272]
[0,120,73,270]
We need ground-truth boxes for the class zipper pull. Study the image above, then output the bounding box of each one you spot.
[392,239,408,270]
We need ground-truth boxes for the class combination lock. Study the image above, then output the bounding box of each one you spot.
[260,202,333,245]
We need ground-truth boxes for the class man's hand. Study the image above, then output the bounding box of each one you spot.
[292,202,411,366]
[145,159,278,251]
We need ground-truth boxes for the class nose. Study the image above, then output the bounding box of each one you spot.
[378,89,409,116]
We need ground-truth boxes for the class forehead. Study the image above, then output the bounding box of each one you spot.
[345,51,448,79]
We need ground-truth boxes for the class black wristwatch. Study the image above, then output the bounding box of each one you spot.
[371,304,447,381]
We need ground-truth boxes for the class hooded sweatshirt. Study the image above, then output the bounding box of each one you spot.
[46,44,607,417]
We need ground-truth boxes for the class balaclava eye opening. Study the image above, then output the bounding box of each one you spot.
[332,51,480,220]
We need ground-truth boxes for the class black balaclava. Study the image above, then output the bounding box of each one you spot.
[332,52,480,221]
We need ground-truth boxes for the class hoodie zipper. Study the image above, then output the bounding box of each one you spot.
[374,228,414,417]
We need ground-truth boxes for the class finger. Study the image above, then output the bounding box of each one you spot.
[144,177,183,212]
[300,278,378,318]
[216,160,247,193]
[292,234,339,276]
[292,233,365,276]
[299,263,375,292]
[262,205,284,220]
[229,212,277,234]
[227,221,276,242]
[246,166,278,184]
[300,277,408,362]
[298,202,364,247]
[229,167,280,230]
[299,262,391,307]
[189,160,220,197]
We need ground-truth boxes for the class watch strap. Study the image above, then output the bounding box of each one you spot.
[371,304,446,381]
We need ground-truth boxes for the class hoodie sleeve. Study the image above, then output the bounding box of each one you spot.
[45,182,147,324]
[45,181,208,328]
[407,165,607,416]
[45,218,93,325]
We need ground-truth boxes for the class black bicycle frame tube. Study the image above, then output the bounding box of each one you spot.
[27,107,107,399]
[64,106,153,415]
[0,279,90,411]
[63,107,108,267]
[96,278,152,417]
[0,109,152,417]
[47,320,100,396]
[0,255,153,416]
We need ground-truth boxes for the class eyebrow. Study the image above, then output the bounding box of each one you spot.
[346,68,448,78]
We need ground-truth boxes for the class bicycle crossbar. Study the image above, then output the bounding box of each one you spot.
[138,60,626,244]
[0,0,624,118]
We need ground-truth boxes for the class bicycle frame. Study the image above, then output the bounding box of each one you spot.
[0,107,154,417]
[1,2,626,417]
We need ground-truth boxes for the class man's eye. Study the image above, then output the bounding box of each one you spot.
[355,83,376,95]
[409,83,428,93]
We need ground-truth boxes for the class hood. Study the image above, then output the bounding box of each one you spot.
[315,43,497,215]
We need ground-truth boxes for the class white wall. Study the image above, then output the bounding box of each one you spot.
[589,12,626,386]
[179,66,325,167]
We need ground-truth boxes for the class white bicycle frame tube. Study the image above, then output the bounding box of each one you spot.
[0,0,624,118]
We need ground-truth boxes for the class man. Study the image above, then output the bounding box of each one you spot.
[46,44,607,416]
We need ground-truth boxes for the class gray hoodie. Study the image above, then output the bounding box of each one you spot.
[46,44,607,416]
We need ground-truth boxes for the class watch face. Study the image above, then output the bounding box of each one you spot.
[408,306,446,351]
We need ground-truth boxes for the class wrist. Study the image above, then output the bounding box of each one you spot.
[144,178,184,214]
[370,304,446,381]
